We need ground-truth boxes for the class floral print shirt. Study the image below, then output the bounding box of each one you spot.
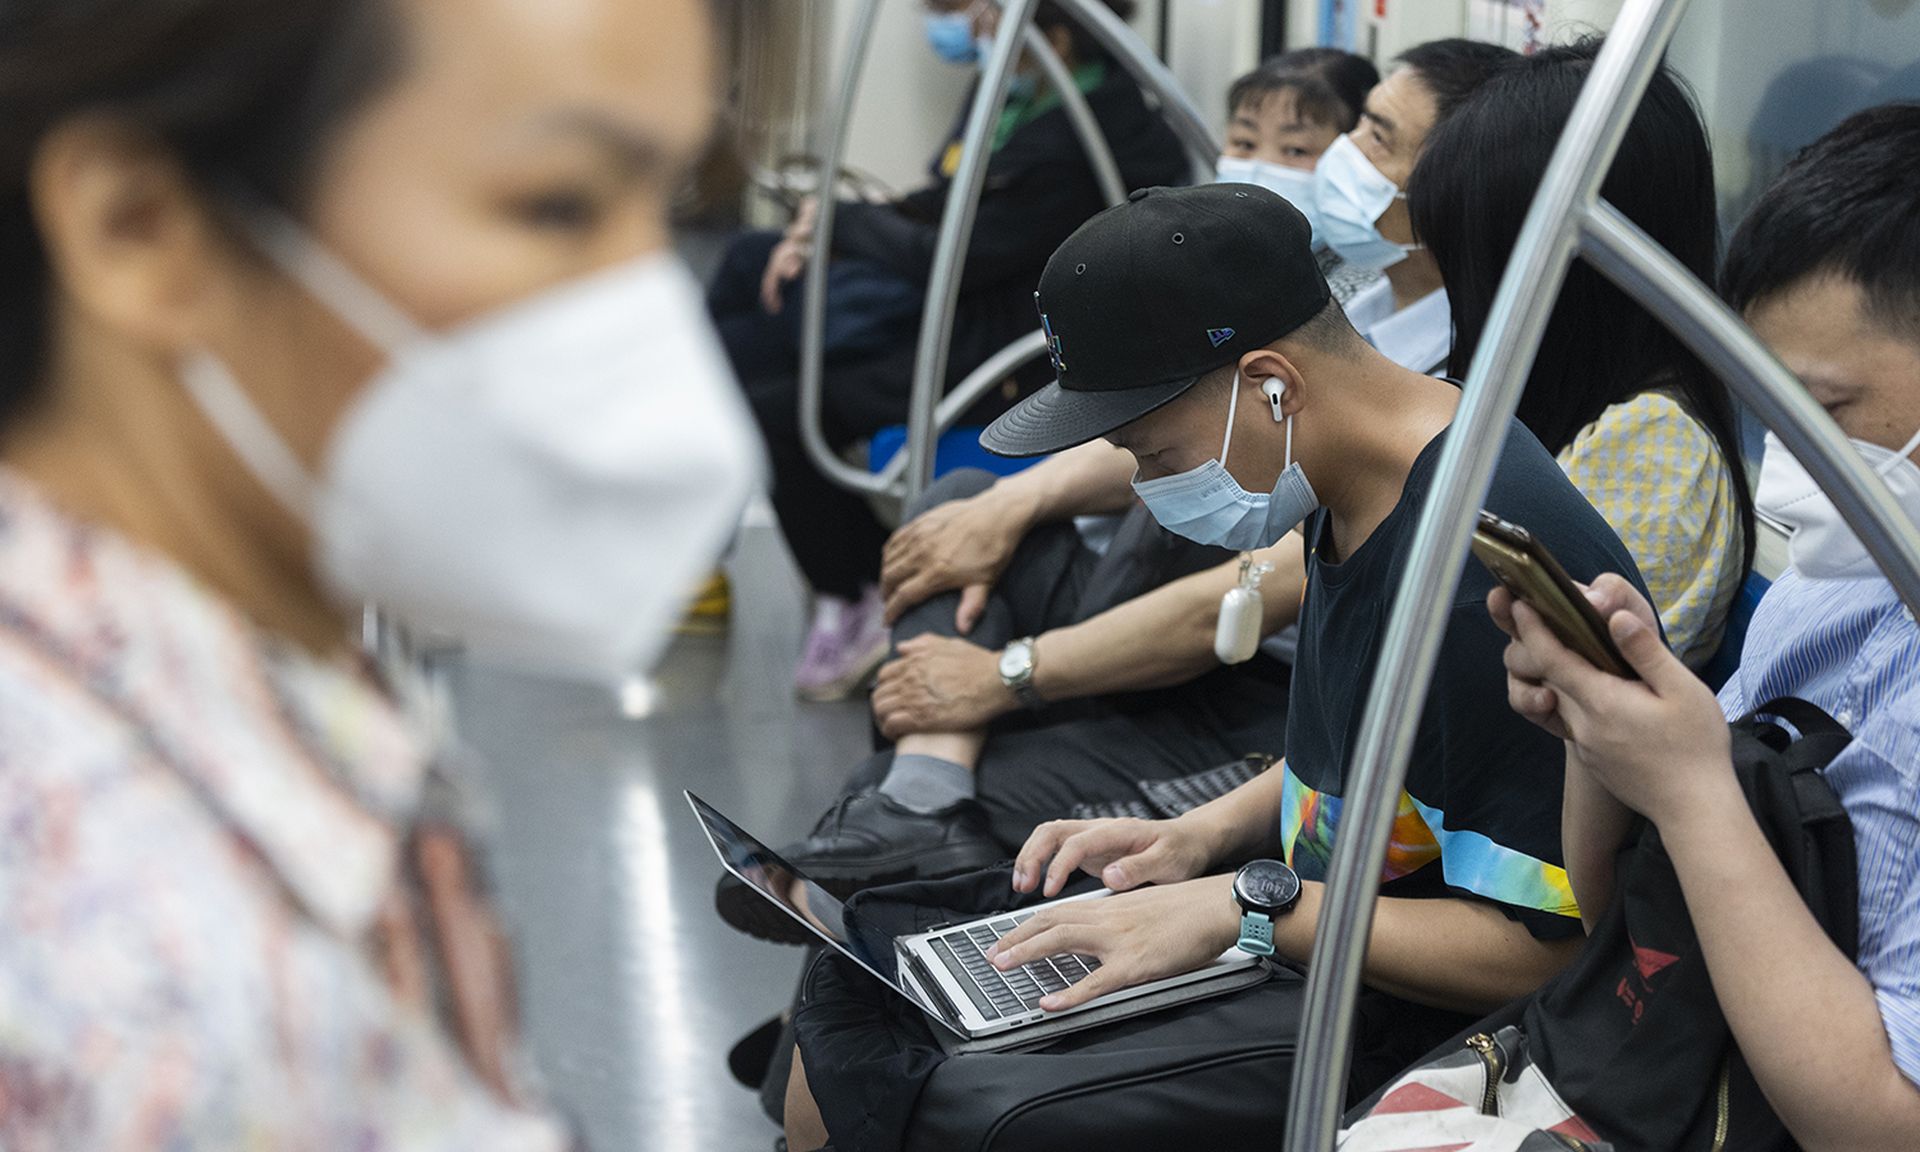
[0,472,566,1151]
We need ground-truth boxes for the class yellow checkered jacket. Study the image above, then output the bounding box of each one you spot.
[1556,391,1744,667]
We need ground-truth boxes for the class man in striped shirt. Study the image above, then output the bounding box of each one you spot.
[1497,104,1920,1150]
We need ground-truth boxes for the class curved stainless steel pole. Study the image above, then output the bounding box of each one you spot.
[873,34,1111,493]
[796,0,892,497]
[1281,3,1691,1149]
[1581,202,1920,611]
[902,0,1047,501]
[1026,25,1129,209]
[875,329,1050,487]
[1051,0,1220,182]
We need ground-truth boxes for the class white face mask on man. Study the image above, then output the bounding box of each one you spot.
[181,207,766,680]
[1755,427,1920,582]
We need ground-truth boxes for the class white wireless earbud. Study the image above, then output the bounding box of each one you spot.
[1261,378,1286,423]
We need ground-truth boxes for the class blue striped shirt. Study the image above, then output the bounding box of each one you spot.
[1718,570,1920,1085]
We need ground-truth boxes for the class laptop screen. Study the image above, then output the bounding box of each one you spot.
[685,791,926,1006]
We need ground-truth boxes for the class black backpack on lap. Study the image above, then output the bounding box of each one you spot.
[1350,698,1857,1152]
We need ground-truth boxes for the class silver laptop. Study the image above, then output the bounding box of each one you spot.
[687,791,1262,1042]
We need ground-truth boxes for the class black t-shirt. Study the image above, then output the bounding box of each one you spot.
[1282,417,1648,941]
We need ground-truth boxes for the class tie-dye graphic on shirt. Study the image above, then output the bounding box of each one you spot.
[1278,762,1578,920]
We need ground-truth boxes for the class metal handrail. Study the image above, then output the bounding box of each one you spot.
[1580,202,1920,612]
[1027,26,1129,209]
[796,0,888,497]
[800,0,1128,500]
[1282,1,1920,1149]
[1050,0,1220,182]
[874,328,1050,487]
[901,0,1048,501]
[900,0,1226,498]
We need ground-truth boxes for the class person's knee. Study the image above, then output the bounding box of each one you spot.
[905,466,999,522]
[784,1046,830,1152]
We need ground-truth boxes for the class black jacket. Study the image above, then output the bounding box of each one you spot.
[825,65,1189,426]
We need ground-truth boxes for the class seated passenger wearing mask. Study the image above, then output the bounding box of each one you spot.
[1216,47,1383,306]
[1494,104,1920,1150]
[0,0,758,1143]
[781,184,1648,1152]
[712,47,1385,941]
[708,0,1188,701]
[718,44,1509,918]
[1319,38,1516,375]
[1410,41,1753,666]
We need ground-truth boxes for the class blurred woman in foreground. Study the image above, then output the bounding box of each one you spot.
[0,0,758,1143]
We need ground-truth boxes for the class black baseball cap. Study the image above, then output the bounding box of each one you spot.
[982,183,1331,458]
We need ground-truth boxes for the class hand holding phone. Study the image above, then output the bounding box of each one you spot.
[1470,510,1638,680]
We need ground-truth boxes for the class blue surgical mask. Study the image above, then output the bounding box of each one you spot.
[1132,374,1319,550]
[926,13,979,64]
[1216,155,1324,249]
[1314,133,1420,272]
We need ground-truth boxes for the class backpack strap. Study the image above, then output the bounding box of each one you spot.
[1747,696,1850,740]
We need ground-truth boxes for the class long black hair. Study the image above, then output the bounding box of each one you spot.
[1408,38,1756,578]
[0,0,401,434]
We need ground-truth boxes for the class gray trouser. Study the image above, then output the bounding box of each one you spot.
[870,469,1291,851]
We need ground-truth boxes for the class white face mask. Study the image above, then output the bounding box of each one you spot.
[1131,373,1319,551]
[1755,428,1920,581]
[181,210,766,680]
[1215,155,1324,249]
[1313,133,1420,272]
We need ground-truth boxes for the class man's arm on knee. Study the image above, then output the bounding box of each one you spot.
[882,443,1138,623]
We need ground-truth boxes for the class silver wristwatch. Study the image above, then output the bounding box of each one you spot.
[997,636,1043,709]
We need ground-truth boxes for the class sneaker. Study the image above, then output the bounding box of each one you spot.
[676,570,732,637]
[793,586,890,701]
[715,788,1003,945]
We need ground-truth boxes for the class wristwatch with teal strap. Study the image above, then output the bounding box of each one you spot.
[1231,859,1302,957]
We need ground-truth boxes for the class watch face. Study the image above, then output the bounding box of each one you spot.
[1235,860,1301,913]
[998,648,1024,679]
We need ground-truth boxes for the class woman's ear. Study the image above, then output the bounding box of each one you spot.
[29,118,228,355]
[1239,348,1305,421]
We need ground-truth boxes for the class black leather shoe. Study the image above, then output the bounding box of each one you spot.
[714,789,1003,945]
[728,1015,784,1090]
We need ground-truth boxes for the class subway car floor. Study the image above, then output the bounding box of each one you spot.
[450,501,870,1152]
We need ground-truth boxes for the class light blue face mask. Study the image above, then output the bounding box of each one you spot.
[1314,133,1420,272]
[926,12,979,64]
[1216,155,1324,249]
[1131,373,1320,550]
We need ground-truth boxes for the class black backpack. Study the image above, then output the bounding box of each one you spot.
[1515,698,1858,1151]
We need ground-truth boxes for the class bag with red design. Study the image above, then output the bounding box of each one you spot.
[1342,698,1856,1152]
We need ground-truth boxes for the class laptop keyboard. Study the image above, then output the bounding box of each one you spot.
[926,912,1102,1020]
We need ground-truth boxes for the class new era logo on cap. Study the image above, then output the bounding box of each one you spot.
[1207,327,1236,348]
[1039,303,1066,374]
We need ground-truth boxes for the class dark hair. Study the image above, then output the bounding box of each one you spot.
[1036,0,1136,65]
[1393,38,1521,126]
[1408,38,1755,578]
[1722,102,1920,342]
[1290,295,1364,355]
[1227,48,1381,134]
[0,0,401,431]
